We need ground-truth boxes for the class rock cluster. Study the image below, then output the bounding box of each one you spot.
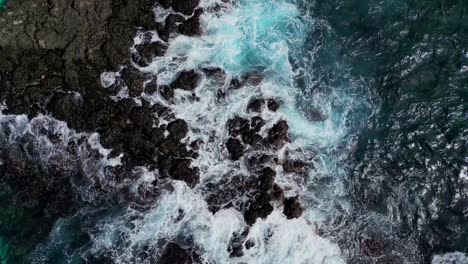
[0,0,311,262]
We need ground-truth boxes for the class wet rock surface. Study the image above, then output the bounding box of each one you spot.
[0,0,311,262]
[158,243,201,264]
[283,196,303,219]
[133,41,168,67]
[159,0,200,15]
[0,0,203,261]
[171,70,201,91]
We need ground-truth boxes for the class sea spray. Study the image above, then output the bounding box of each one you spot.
[25,0,371,262]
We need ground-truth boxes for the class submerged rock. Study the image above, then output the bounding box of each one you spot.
[282,159,306,174]
[158,243,201,264]
[247,98,265,112]
[171,70,201,91]
[306,107,327,122]
[133,41,168,67]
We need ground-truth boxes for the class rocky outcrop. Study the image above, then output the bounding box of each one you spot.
[0,0,204,261]
[0,0,308,262]
[158,243,201,264]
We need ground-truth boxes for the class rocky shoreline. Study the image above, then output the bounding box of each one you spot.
[0,0,310,262]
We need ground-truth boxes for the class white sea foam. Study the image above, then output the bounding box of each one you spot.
[91,182,344,264]
[432,252,468,264]
[0,109,124,202]
[24,0,372,262]
[92,0,360,262]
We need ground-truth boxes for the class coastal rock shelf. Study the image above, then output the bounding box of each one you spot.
[0,0,467,263]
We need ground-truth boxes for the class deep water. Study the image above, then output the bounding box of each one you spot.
[0,0,467,263]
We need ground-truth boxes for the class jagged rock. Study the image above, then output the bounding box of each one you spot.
[247,98,265,112]
[258,167,276,191]
[267,120,289,148]
[283,196,303,219]
[272,184,285,200]
[159,85,175,100]
[159,0,200,15]
[241,130,263,146]
[250,116,265,132]
[167,119,189,141]
[283,159,306,174]
[159,14,185,41]
[267,99,279,112]
[229,78,243,89]
[227,116,250,136]
[144,79,159,94]
[246,154,274,171]
[158,243,201,264]
[179,9,203,36]
[245,239,255,250]
[244,193,274,225]
[228,228,249,258]
[129,107,155,135]
[226,137,244,160]
[168,158,199,187]
[171,70,200,91]
[244,73,263,86]
[133,41,168,67]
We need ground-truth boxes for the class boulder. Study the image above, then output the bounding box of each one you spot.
[171,70,200,91]
[133,41,168,67]
[283,159,306,174]
[167,119,189,141]
[159,0,200,15]
[247,98,265,112]
[158,243,201,264]
[267,120,289,147]
[226,137,245,160]
[178,9,203,36]
[267,99,279,112]
[283,196,303,219]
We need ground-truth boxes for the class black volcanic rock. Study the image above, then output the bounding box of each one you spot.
[158,243,201,264]
[168,158,199,187]
[247,98,265,112]
[283,159,306,174]
[250,116,265,132]
[134,41,168,67]
[167,119,189,141]
[283,196,303,219]
[226,137,245,160]
[171,70,201,91]
[244,193,274,225]
[159,14,185,41]
[179,9,203,36]
[227,116,250,136]
[267,120,289,148]
[267,99,279,112]
[159,0,200,15]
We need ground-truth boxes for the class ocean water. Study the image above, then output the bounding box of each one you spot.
[1,0,467,263]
